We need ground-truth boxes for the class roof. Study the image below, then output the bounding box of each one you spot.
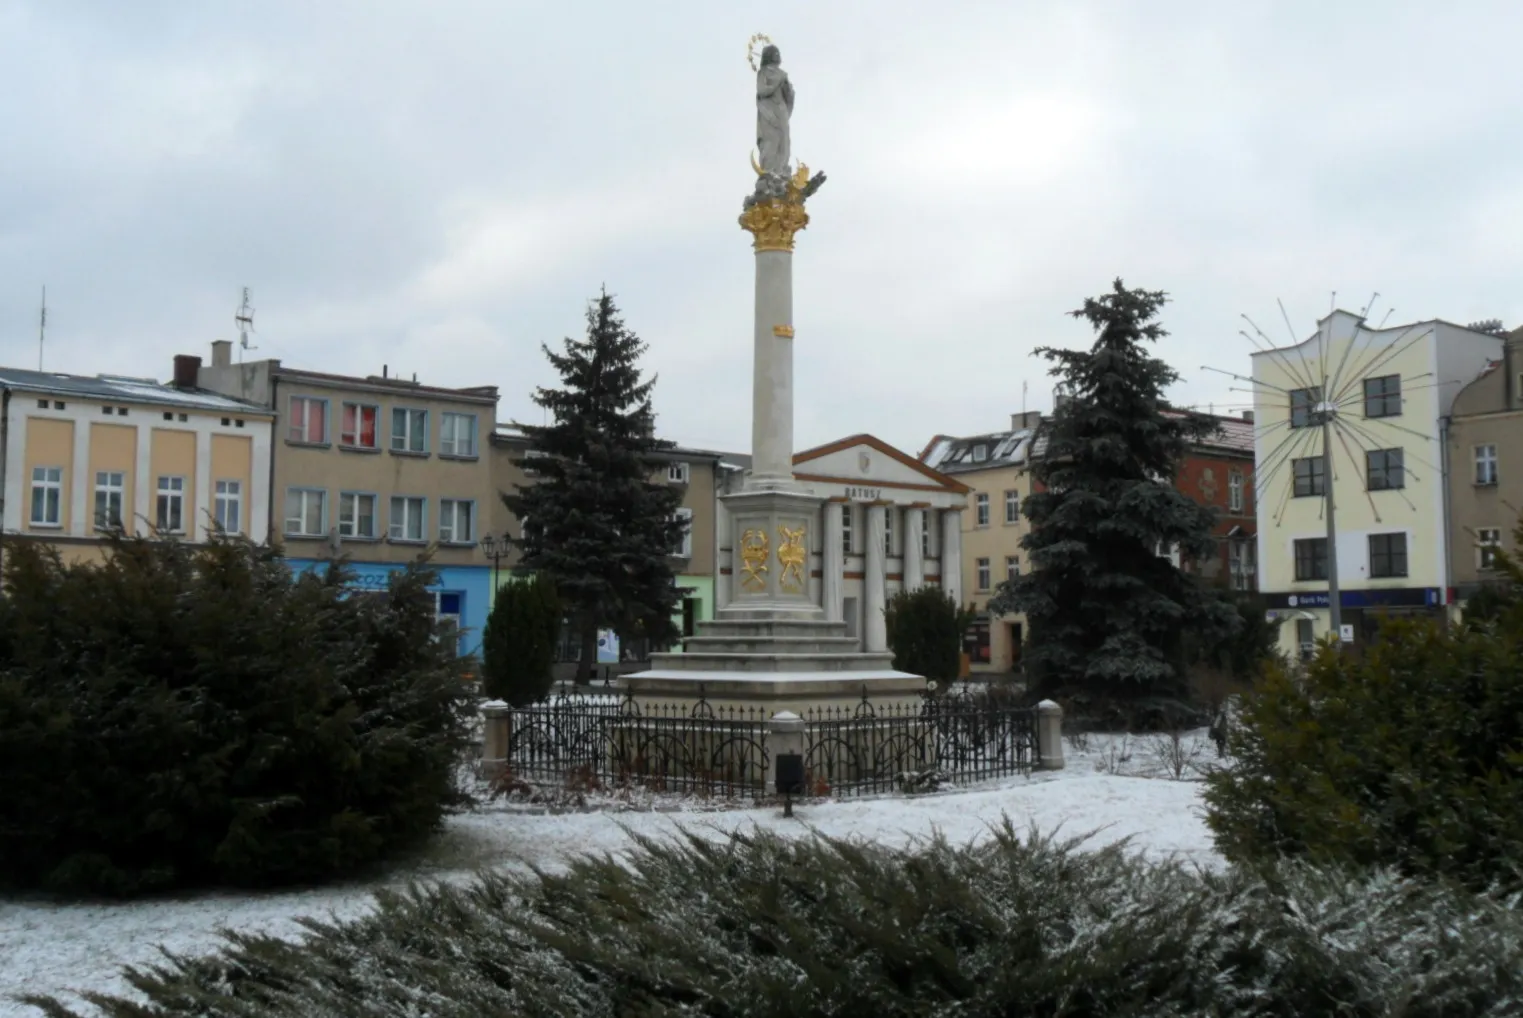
[793,433,971,493]
[0,367,273,414]
[490,423,728,463]
[919,428,1037,475]
[274,366,498,405]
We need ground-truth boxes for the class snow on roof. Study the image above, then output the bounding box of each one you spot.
[921,428,1037,474]
[0,367,270,413]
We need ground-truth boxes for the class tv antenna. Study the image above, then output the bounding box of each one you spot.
[235,287,257,361]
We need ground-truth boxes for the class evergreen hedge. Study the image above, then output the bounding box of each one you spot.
[0,535,474,896]
[27,826,1523,1016]
[480,571,561,706]
[1203,609,1523,894]
[883,586,971,683]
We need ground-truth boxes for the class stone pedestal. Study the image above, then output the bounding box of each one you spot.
[721,488,824,619]
[479,700,510,780]
[1037,699,1065,770]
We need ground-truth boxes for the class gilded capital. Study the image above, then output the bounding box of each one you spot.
[739,198,809,252]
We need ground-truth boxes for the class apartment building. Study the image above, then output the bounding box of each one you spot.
[1446,326,1523,600]
[194,342,498,656]
[918,412,1042,673]
[1252,311,1503,659]
[1171,413,1257,591]
[488,424,730,657]
[0,363,273,565]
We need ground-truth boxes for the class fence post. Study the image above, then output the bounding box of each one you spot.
[767,710,806,796]
[1036,699,1065,770]
[480,700,511,780]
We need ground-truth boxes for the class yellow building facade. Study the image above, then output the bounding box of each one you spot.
[1251,311,1503,659]
[1,365,274,564]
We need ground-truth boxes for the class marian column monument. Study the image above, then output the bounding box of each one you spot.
[626,37,923,712]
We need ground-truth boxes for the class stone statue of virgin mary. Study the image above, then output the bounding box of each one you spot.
[755,44,794,176]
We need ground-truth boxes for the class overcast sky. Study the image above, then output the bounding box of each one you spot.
[3,2,1521,455]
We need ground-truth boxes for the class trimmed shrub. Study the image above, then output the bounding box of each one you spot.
[1203,614,1523,893]
[28,826,1523,1017]
[0,534,474,896]
[884,586,972,683]
[480,571,561,706]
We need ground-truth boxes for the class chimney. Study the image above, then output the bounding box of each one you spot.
[1241,410,1255,423]
[172,354,202,389]
[1010,410,1042,431]
[210,340,232,368]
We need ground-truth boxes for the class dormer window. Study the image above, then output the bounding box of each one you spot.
[972,445,988,463]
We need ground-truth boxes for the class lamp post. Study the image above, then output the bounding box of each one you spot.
[479,533,508,593]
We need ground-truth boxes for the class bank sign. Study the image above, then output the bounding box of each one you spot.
[1264,587,1446,610]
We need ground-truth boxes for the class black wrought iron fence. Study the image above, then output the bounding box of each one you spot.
[495,688,1037,800]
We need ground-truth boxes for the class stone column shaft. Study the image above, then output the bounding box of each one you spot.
[822,501,845,622]
[941,508,964,608]
[903,507,925,592]
[865,504,888,652]
[750,249,794,488]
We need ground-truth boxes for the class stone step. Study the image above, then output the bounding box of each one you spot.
[646,651,897,673]
[696,618,852,639]
[680,635,864,655]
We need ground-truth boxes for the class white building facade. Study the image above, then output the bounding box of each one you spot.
[716,435,970,652]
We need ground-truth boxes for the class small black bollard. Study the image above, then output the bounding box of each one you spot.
[775,752,804,818]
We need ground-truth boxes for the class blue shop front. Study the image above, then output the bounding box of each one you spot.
[286,558,491,659]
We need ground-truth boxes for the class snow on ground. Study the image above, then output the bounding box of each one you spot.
[1,731,1220,1017]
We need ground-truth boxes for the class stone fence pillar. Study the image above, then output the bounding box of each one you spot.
[767,710,806,795]
[1036,699,1064,770]
[480,700,511,780]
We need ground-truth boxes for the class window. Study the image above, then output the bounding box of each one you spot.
[389,495,426,541]
[1004,489,1020,524]
[435,591,463,648]
[1292,457,1325,497]
[921,512,931,557]
[1296,618,1315,662]
[156,476,186,534]
[672,506,694,557]
[1228,470,1245,512]
[214,480,242,533]
[1362,374,1402,418]
[1294,538,1327,581]
[975,493,990,526]
[339,492,378,539]
[1475,444,1498,486]
[667,461,690,484]
[972,444,988,463]
[884,509,894,555]
[1229,539,1256,591]
[100,405,112,415]
[94,471,125,529]
[1005,555,1020,583]
[35,399,46,409]
[975,557,991,591]
[1290,386,1321,429]
[391,408,428,453]
[439,499,475,544]
[1477,528,1502,571]
[1368,533,1408,578]
[30,466,63,526]
[841,504,853,554]
[440,412,477,457]
[283,487,326,537]
[340,403,379,448]
[288,396,327,443]
[1367,448,1404,491]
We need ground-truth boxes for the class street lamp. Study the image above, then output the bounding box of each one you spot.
[479,533,509,591]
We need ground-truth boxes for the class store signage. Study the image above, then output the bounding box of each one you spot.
[1263,587,1442,610]
[845,486,881,502]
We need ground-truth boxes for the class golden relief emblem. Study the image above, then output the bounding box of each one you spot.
[777,525,807,593]
[740,528,770,591]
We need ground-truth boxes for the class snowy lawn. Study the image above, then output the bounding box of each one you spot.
[1,732,1220,1017]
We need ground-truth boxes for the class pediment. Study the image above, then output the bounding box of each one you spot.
[793,434,968,493]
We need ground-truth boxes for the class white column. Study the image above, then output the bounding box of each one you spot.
[822,501,844,622]
[714,497,732,611]
[133,425,153,536]
[249,426,272,543]
[749,248,795,488]
[941,508,964,608]
[2,409,27,533]
[903,507,925,592]
[69,420,91,537]
[865,504,888,652]
[193,430,212,542]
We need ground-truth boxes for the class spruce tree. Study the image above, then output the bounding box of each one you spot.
[480,572,561,706]
[989,279,1237,706]
[503,290,686,681]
